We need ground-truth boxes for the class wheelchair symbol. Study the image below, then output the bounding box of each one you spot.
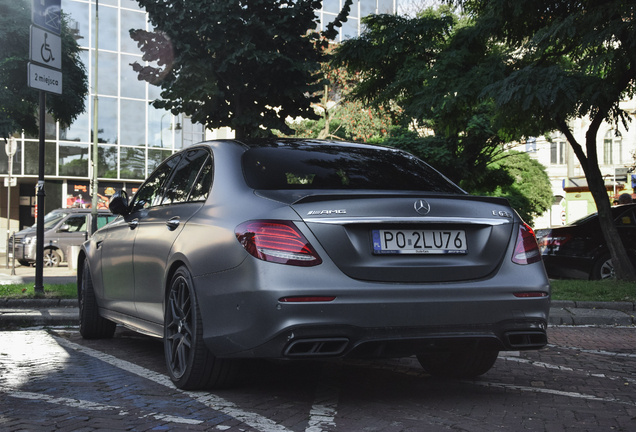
[41,33,55,63]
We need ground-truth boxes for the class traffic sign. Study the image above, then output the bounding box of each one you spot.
[32,0,62,35]
[28,62,63,94]
[4,178,17,188]
[30,25,62,70]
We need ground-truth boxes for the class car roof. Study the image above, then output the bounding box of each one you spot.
[567,203,636,226]
[230,138,398,152]
[52,208,112,214]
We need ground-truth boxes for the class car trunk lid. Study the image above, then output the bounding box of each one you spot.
[287,193,515,283]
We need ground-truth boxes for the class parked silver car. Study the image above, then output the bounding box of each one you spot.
[78,139,550,390]
[11,208,115,267]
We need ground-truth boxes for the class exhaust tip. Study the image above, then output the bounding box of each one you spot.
[284,338,349,357]
[504,331,547,349]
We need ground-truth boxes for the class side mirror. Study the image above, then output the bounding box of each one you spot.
[109,190,130,216]
[58,224,70,232]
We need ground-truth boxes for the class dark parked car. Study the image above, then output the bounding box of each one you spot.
[538,203,636,280]
[78,139,550,390]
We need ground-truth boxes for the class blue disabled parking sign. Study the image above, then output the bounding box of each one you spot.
[32,0,62,36]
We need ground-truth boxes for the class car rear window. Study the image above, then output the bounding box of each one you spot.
[242,145,463,193]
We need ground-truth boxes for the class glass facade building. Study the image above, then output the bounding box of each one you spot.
[1,0,395,234]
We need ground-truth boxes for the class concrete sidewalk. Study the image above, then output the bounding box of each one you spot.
[0,260,634,328]
[0,254,77,285]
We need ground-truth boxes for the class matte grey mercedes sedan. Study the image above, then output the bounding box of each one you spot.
[78,139,550,390]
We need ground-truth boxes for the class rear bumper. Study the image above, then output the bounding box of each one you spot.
[194,257,551,359]
[222,321,548,359]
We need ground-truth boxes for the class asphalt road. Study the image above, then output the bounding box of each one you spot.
[0,325,634,431]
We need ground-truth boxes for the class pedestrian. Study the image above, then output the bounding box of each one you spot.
[618,193,633,204]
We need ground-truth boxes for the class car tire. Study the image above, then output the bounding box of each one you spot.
[17,259,30,267]
[417,348,499,379]
[43,249,61,267]
[164,266,237,390]
[79,259,116,339]
[591,254,614,280]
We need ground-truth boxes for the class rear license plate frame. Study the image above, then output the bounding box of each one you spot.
[371,229,468,255]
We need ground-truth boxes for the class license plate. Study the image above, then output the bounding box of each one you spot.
[372,229,467,254]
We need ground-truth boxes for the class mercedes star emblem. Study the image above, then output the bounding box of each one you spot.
[414,199,431,215]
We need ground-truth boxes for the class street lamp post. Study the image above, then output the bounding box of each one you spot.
[91,0,99,234]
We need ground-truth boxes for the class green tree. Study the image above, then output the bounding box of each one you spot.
[445,0,636,281]
[281,46,396,142]
[331,8,516,193]
[475,151,553,227]
[0,0,88,142]
[130,0,352,138]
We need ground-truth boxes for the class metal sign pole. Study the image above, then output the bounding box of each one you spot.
[30,0,61,295]
[5,137,16,269]
[91,0,99,234]
[6,148,10,269]
[34,90,46,295]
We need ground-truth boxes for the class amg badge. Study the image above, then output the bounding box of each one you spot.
[307,209,347,215]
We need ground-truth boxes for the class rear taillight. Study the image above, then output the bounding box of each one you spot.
[235,220,322,267]
[512,222,541,265]
[538,233,571,249]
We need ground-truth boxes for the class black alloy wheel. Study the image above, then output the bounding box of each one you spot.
[591,255,615,280]
[164,266,236,390]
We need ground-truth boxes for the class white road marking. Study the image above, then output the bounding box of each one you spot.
[499,355,636,385]
[1,387,125,411]
[53,335,292,432]
[471,381,636,406]
[306,362,341,432]
[1,387,205,424]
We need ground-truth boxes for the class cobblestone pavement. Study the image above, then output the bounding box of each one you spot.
[0,326,634,431]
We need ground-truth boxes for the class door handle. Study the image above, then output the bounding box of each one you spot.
[128,219,139,229]
[166,217,180,230]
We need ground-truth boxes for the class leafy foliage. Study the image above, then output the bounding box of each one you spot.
[447,0,636,280]
[130,0,352,138]
[277,41,397,142]
[331,7,518,192]
[474,151,553,226]
[0,0,88,141]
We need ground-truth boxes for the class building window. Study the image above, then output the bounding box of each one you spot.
[13,0,385,187]
[550,134,566,165]
[604,130,622,165]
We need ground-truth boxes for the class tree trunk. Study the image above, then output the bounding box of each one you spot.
[560,119,636,281]
[318,85,330,139]
[583,134,636,281]
[234,127,246,139]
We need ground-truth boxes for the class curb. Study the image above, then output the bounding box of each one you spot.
[0,298,79,328]
[549,300,635,326]
[550,300,635,311]
[1,300,634,328]
[0,298,78,308]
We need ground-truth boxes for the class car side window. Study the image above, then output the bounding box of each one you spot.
[130,154,182,211]
[65,215,87,232]
[162,149,210,205]
[616,209,635,226]
[97,215,116,229]
[188,154,214,202]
